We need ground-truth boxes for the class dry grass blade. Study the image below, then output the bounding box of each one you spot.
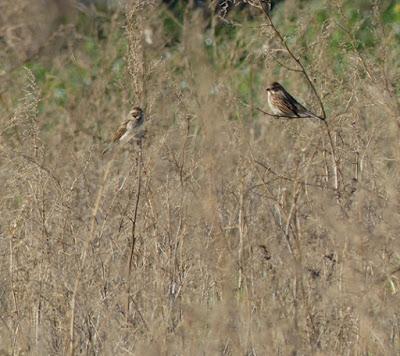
[0,0,399,354]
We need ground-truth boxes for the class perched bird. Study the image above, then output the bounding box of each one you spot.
[266,82,323,120]
[102,106,145,155]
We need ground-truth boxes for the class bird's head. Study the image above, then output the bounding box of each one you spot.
[130,106,143,119]
[266,82,283,93]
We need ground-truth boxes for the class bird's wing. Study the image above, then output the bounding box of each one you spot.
[283,90,304,116]
[112,122,128,142]
[285,90,322,119]
[275,91,299,116]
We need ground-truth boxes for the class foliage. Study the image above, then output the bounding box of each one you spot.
[1,0,400,354]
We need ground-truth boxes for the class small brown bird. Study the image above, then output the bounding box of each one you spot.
[102,106,145,155]
[266,82,323,120]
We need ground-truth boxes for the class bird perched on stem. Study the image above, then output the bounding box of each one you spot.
[102,106,145,155]
[266,82,323,120]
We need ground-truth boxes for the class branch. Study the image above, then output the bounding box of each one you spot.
[126,139,143,321]
[256,106,306,120]
[257,2,341,198]
[274,57,303,73]
[258,1,326,120]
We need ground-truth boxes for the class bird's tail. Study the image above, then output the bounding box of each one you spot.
[102,144,113,156]
[304,110,325,121]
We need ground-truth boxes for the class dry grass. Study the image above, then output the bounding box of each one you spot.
[1,0,400,354]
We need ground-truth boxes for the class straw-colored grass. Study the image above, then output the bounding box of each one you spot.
[1,0,400,354]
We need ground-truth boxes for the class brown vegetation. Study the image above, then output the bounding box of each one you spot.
[1,0,400,354]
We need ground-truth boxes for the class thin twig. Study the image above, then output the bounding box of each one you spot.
[256,106,314,120]
[126,140,143,321]
[253,158,337,191]
[68,159,113,356]
[321,120,339,197]
[257,1,340,197]
[258,0,326,119]
[274,57,303,73]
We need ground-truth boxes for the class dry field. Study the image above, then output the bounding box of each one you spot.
[1,0,400,354]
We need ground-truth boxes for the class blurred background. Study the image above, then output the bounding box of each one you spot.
[1,0,400,354]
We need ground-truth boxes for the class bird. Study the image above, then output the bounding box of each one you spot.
[266,82,323,120]
[102,106,145,155]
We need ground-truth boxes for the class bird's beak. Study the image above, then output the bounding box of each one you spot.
[266,88,270,92]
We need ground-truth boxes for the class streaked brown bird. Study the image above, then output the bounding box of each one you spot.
[266,82,323,120]
[102,106,145,155]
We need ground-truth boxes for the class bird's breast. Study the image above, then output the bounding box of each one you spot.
[268,92,280,114]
